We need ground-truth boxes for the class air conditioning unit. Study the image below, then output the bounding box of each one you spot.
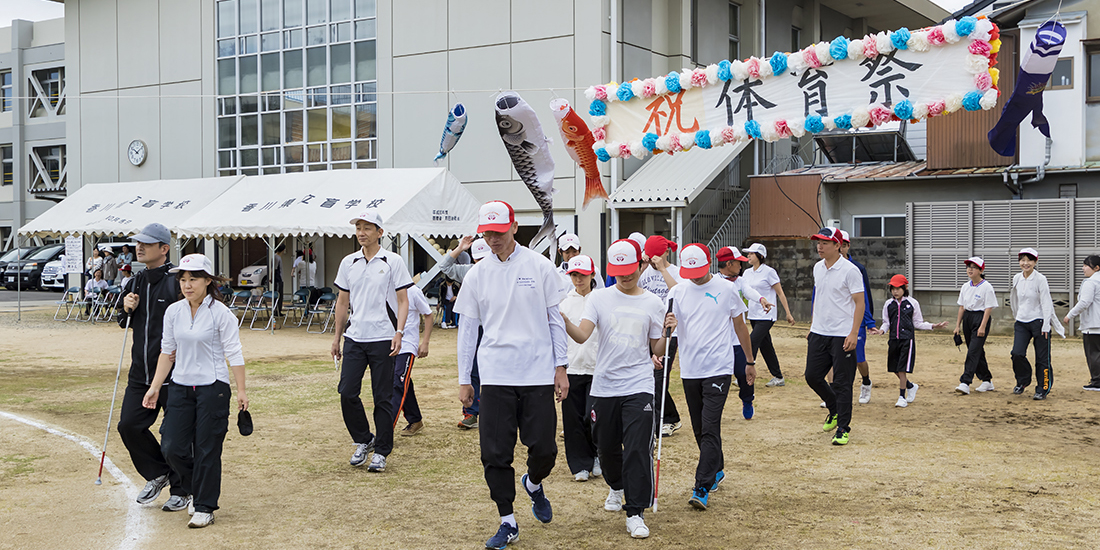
[826,219,841,228]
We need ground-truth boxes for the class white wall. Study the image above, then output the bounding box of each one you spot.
[1018,12,1087,168]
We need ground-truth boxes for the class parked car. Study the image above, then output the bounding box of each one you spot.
[237,259,269,288]
[0,246,41,276]
[39,259,67,291]
[4,244,65,290]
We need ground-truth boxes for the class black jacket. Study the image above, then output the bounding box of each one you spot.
[885,298,917,341]
[117,262,177,386]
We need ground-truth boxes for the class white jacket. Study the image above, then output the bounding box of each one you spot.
[560,288,597,376]
[1010,270,1063,337]
[1068,272,1100,332]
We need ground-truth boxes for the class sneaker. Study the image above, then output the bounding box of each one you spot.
[1033,390,1049,400]
[604,488,624,512]
[976,381,995,392]
[731,378,739,387]
[591,457,602,478]
[906,383,919,403]
[1013,385,1025,395]
[136,474,170,504]
[688,487,709,510]
[819,401,827,408]
[660,423,675,437]
[1084,384,1100,391]
[710,470,726,492]
[626,515,650,539]
[188,498,195,516]
[822,413,838,432]
[367,453,387,473]
[742,402,754,420]
[895,396,908,408]
[574,470,590,482]
[485,523,519,549]
[521,473,552,523]
[162,495,191,512]
[458,414,478,430]
[858,384,872,404]
[955,383,970,395]
[831,428,850,445]
[188,511,214,528]
[350,438,375,466]
[766,377,785,387]
[400,421,424,436]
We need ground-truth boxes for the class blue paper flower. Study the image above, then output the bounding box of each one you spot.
[596,147,610,162]
[589,100,606,117]
[834,114,853,129]
[695,130,712,149]
[745,120,762,140]
[666,72,682,93]
[830,36,850,60]
[805,115,824,134]
[893,99,914,120]
[616,82,634,102]
[962,90,983,111]
[891,28,911,50]
[769,52,788,76]
[717,60,732,81]
[642,132,659,151]
[956,16,977,37]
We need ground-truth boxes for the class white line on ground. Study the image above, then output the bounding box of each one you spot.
[0,410,149,550]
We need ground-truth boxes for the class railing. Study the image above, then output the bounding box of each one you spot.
[706,190,751,263]
[683,186,745,245]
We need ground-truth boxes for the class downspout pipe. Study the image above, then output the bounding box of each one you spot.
[1003,137,1053,197]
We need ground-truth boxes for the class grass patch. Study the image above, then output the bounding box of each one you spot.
[0,454,44,478]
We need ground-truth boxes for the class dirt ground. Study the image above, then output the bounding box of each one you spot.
[1,306,1099,550]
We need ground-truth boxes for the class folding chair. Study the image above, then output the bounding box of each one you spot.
[305,292,337,334]
[53,286,81,321]
[282,288,310,328]
[95,286,122,322]
[77,288,100,323]
[249,291,277,331]
[227,290,253,327]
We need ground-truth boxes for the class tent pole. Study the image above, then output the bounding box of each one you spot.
[15,233,21,322]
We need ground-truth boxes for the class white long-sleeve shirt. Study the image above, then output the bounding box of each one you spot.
[1069,272,1100,333]
[161,295,245,386]
[1011,270,1054,332]
[560,288,597,376]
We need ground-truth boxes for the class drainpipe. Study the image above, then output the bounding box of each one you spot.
[1003,137,1052,198]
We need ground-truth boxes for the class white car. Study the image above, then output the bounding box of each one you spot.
[237,261,269,288]
[40,259,67,291]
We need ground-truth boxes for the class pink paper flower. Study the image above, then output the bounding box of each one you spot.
[803,47,822,68]
[594,86,608,100]
[747,58,762,79]
[975,72,992,91]
[641,79,657,98]
[927,101,945,116]
[928,27,946,46]
[592,127,606,141]
[869,105,893,126]
[775,120,792,139]
[721,126,737,143]
[863,37,879,59]
[618,143,632,158]
[669,134,682,151]
[968,39,991,57]
[691,69,708,87]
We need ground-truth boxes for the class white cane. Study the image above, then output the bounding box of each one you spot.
[653,298,674,512]
[96,314,130,485]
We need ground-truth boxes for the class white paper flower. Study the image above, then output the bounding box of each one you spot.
[711,129,727,146]
[584,87,597,101]
[823,117,837,131]
[630,81,645,98]
[630,142,649,159]
[814,42,833,66]
[679,70,693,90]
[912,103,930,120]
[787,52,809,75]
[943,21,961,44]
[908,31,931,52]
[980,89,999,110]
[656,135,673,151]
[705,64,720,85]
[591,116,610,128]
[731,60,749,81]
[973,19,994,42]
[680,132,696,150]
[875,32,894,55]
[945,93,964,113]
[760,123,779,142]
[788,118,806,138]
[964,54,991,74]
[851,107,871,128]
[654,78,669,96]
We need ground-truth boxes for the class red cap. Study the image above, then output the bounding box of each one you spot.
[963,256,985,270]
[811,227,842,243]
[476,201,515,233]
[889,274,908,287]
[644,235,677,258]
[679,244,711,279]
[715,246,748,262]
[606,239,642,277]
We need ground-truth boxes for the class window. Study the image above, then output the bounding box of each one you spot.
[854,215,905,237]
[791,26,801,52]
[1,72,10,112]
[728,2,739,63]
[1060,183,1078,198]
[29,68,65,117]
[30,145,66,192]
[1088,46,1100,102]
[1046,57,1073,90]
[1,145,11,186]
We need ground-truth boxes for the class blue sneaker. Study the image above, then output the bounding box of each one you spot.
[709,470,725,492]
[688,487,709,510]
[743,401,754,420]
[485,523,519,549]
[521,474,553,523]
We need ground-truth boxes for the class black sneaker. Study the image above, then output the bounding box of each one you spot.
[485,523,519,549]
[1083,384,1100,391]
[1013,385,1025,395]
[136,474,170,504]
[1033,390,1049,400]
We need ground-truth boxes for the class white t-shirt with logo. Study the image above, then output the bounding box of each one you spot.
[399,285,432,355]
[581,286,664,397]
[454,245,568,386]
[958,279,998,312]
[742,264,781,321]
[667,276,748,379]
[638,264,682,305]
[810,257,865,337]
[333,248,414,343]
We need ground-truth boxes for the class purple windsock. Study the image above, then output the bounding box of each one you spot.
[988,21,1067,157]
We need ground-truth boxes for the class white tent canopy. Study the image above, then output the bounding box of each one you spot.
[174,168,479,239]
[18,176,244,238]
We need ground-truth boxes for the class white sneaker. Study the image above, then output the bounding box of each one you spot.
[188,511,214,528]
[766,377,785,387]
[187,497,195,516]
[955,383,970,395]
[604,488,624,512]
[895,396,908,408]
[661,423,677,437]
[574,470,590,482]
[819,401,827,408]
[591,457,602,478]
[906,383,919,403]
[626,515,650,539]
[732,378,739,387]
[350,439,374,466]
[367,453,386,472]
[859,384,872,404]
[976,381,995,392]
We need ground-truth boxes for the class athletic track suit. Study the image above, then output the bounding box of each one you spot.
[879,297,934,374]
[957,279,998,386]
[116,262,184,496]
[1010,270,1060,393]
[391,285,432,426]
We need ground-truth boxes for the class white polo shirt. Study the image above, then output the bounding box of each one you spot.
[667,276,748,379]
[160,295,245,386]
[399,285,432,355]
[742,264,781,321]
[334,247,414,343]
[454,245,568,386]
[810,256,865,337]
[581,286,664,397]
[958,279,998,312]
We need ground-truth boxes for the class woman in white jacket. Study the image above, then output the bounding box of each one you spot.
[559,255,600,482]
[1064,255,1100,391]
[1009,248,1063,400]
